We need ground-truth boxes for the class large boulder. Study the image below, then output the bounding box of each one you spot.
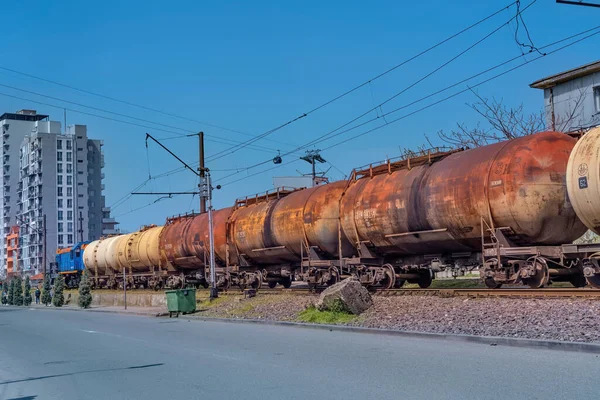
[316,278,373,315]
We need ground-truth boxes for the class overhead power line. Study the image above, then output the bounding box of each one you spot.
[201,1,519,162]
[213,1,535,182]
[216,24,600,187]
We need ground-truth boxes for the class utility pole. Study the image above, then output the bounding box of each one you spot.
[199,132,206,214]
[123,267,127,310]
[134,132,220,299]
[78,211,84,242]
[42,214,47,279]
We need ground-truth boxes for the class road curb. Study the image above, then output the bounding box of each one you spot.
[182,315,600,354]
[18,305,167,318]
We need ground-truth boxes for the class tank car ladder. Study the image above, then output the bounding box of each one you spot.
[481,216,501,268]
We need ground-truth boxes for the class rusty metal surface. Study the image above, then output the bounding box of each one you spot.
[229,182,355,266]
[341,131,586,255]
[159,216,199,269]
[185,207,232,265]
[299,181,353,257]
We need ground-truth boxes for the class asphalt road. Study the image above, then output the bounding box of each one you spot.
[0,307,598,400]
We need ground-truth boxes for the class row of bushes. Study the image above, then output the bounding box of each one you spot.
[1,269,93,308]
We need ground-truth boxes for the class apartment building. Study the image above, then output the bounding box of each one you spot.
[0,110,117,278]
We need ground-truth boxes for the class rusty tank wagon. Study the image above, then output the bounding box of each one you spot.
[83,128,600,290]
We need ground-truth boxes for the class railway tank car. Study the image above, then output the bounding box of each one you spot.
[82,128,600,290]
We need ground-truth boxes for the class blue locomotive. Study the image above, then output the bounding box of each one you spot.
[55,241,90,288]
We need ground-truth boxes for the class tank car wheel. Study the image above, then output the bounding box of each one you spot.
[281,277,292,289]
[380,264,396,289]
[268,280,277,289]
[569,274,588,288]
[522,259,549,289]
[586,274,600,289]
[417,271,433,289]
[394,279,406,288]
[484,277,502,289]
[252,271,263,290]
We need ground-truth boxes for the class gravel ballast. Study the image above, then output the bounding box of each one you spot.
[196,294,600,343]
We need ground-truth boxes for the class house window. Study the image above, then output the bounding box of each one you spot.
[58,235,63,245]
[67,176,72,185]
[57,152,62,161]
[66,164,73,173]
[66,140,72,150]
[57,187,63,197]
[57,175,62,185]
[58,199,63,208]
[57,163,63,173]
[67,211,73,220]
[67,222,73,232]
[67,199,73,208]
[68,234,73,243]
[66,152,72,162]
[57,140,62,150]
[58,222,63,233]
[595,86,600,112]
[67,187,72,196]
[58,210,63,220]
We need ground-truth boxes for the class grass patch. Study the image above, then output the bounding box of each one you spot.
[298,306,356,324]
[404,279,483,289]
[197,296,228,309]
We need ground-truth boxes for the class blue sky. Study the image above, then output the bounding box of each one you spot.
[0,0,597,231]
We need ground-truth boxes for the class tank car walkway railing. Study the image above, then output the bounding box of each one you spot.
[350,147,463,181]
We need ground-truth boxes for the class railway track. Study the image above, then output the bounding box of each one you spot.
[203,287,600,298]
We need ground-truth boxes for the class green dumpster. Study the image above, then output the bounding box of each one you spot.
[165,289,196,317]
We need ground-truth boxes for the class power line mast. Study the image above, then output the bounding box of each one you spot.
[133,132,220,299]
[300,149,326,187]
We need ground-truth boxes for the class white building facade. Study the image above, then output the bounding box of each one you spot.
[0,110,117,278]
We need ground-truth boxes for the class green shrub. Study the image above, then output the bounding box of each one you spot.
[41,275,52,306]
[78,270,92,309]
[23,276,32,306]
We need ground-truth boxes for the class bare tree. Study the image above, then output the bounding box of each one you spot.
[435,89,586,149]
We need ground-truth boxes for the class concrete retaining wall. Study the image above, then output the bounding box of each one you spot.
[65,292,167,308]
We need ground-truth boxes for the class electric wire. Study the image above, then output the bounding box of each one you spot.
[202,1,519,162]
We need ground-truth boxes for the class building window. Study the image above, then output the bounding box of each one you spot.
[57,175,62,185]
[57,187,63,197]
[67,164,72,173]
[78,147,84,151]
[58,235,63,245]
[67,222,73,232]
[66,140,72,150]
[67,176,72,185]
[77,136,83,139]
[57,140,62,150]
[58,210,63,220]
[68,234,73,243]
[67,187,72,196]
[58,199,63,208]
[78,159,83,163]
[58,222,63,233]
[67,199,72,208]
[595,86,600,112]
[67,211,73,220]
[66,152,72,162]
[57,152,62,161]
[57,163,63,173]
